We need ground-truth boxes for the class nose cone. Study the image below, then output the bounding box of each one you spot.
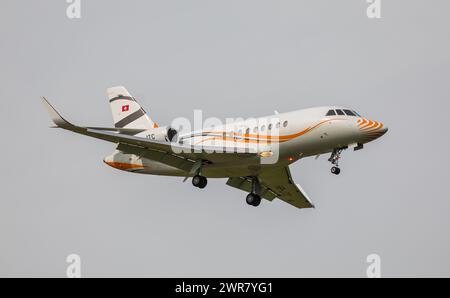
[356,119,388,143]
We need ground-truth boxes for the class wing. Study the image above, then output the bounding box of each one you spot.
[41,97,259,171]
[226,167,314,209]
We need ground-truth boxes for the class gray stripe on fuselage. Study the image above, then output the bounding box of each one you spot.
[115,109,146,128]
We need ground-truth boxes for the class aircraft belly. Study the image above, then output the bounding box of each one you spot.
[201,168,255,178]
[140,158,188,176]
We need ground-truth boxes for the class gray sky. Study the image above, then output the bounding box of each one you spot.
[0,0,449,277]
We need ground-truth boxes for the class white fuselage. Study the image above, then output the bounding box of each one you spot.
[104,106,388,178]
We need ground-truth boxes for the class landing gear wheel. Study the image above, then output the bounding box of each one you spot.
[198,176,207,189]
[331,166,341,175]
[192,175,207,188]
[192,175,202,187]
[246,193,261,207]
[252,195,261,206]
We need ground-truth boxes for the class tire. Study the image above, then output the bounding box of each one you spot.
[198,176,207,189]
[252,195,261,207]
[192,175,202,187]
[246,193,255,205]
[331,167,341,175]
[246,193,261,207]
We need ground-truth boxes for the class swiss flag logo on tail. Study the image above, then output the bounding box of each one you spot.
[122,105,129,112]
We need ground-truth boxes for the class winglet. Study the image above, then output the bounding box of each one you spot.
[41,97,74,128]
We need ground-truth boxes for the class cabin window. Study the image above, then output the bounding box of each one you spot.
[261,125,266,132]
[268,123,273,130]
[335,109,345,115]
[343,109,356,116]
[283,121,288,128]
[326,110,336,116]
[276,122,280,128]
[245,128,250,135]
[253,127,258,133]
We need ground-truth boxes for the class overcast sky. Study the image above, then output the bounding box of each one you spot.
[1,0,449,277]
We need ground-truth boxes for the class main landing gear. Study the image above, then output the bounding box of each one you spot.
[328,148,344,175]
[246,193,261,207]
[192,175,207,189]
[246,177,262,207]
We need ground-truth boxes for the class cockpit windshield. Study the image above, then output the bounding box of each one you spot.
[343,109,356,116]
[325,109,361,117]
[351,110,361,117]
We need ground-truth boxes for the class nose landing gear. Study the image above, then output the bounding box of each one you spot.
[331,166,341,175]
[328,148,344,175]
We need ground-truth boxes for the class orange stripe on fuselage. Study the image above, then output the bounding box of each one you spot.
[360,120,374,129]
[361,120,377,130]
[358,118,368,127]
[194,118,346,145]
[361,121,384,132]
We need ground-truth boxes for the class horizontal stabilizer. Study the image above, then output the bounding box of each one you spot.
[41,97,149,135]
[41,97,74,128]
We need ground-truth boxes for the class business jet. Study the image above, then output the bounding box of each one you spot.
[42,86,388,209]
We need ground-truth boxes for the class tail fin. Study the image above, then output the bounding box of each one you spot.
[107,86,157,129]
